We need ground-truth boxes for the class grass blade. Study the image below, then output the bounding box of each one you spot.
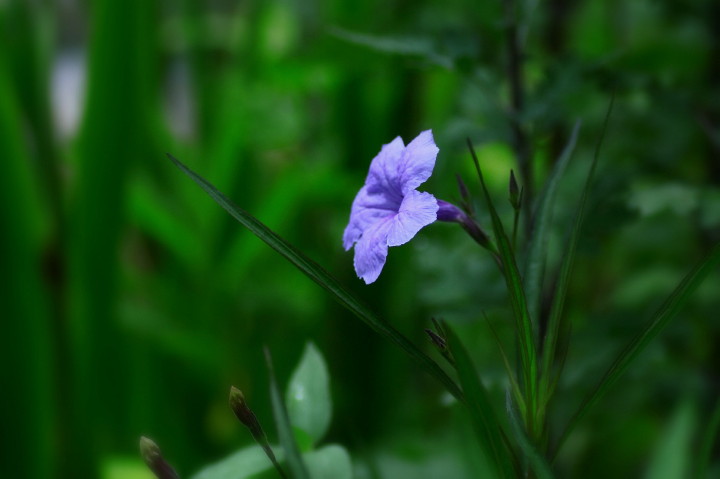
[524,121,581,323]
[539,100,613,412]
[265,348,310,479]
[505,392,556,479]
[168,154,463,401]
[446,327,517,479]
[467,139,538,437]
[555,241,720,457]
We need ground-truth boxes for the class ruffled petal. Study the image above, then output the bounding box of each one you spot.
[342,185,400,250]
[387,190,438,247]
[397,130,439,195]
[366,136,405,197]
[353,218,394,284]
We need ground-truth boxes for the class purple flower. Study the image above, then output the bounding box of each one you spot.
[343,130,440,284]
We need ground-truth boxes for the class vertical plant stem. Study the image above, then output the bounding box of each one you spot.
[503,0,534,233]
[67,1,158,476]
[0,34,55,479]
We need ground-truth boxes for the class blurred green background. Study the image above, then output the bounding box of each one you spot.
[1,0,719,477]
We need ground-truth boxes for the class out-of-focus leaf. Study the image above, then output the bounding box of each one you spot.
[191,445,278,479]
[697,396,720,479]
[169,154,464,402]
[304,445,353,479]
[644,399,696,479]
[286,343,332,447]
[628,182,699,217]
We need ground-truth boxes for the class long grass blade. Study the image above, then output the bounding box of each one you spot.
[524,120,581,323]
[168,154,464,401]
[446,327,516,479]
[554,241,720,458]
[539,100,613,409]
[264,348,309,479]
[697,396,720,478]
[467,139,538,436]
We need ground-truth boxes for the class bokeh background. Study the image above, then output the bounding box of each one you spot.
[2,0,719,477]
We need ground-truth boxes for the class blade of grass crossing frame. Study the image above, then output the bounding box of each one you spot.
[466,140,538,435]
[446,328,517,479]
[554,241,720,458]
[539,98,613,411]
[265,348,310,479]
[524,121,581,323]
[168,154,463,402]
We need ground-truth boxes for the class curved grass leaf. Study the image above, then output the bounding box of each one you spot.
[554,241,720,458]
[446,327,516,479]
[265,348,310,479]
[467,140,538,434]
[524,120,581,324]
[168,153,464,402]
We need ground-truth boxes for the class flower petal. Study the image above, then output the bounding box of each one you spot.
[387,190,438,247]
[366,136,406,197]
[342,185,399,250]
[353,218,393,284]
[397,130,439,194]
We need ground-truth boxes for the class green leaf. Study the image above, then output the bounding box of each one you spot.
[304,445,353,479]
[265,348,309,479]
[697,396,720,479]
[286,343,332,446]
[505,393,556,479]
[645,399,696,479]
[445,327,516,479]
[539,99,613,412]
[555,242,720,457]
[524,120,581,324]
[191,445,278,479]
[466,139,538,435]
[168,154,463,402]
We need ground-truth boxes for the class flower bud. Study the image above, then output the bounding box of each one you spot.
[437,200,491,248]
[139,436,180,479]
[509,169,522,210]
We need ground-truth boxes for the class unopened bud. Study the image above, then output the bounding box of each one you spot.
[229,386,265,442]
[425,329,447,351]
[455,174,472,213]
[139,436,180,479]
[437,200,492,249]
[509,170,522,210]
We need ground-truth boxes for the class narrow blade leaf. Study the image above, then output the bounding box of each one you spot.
[446,327,517,479]
[555,241,720,456]
[524,120,581,323]
[265,348,310,479]
[168,154,463,401]
[505,392,556,479]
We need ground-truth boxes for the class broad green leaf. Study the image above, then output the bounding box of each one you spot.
[524,120,581,323]
[467,139,538,433]
[446,327,516,479]
[644,399,696,479]
[304,445,353,479]
[286,343,332,447]
[191,445,278,479]
[265,348,310,479]
[555,241,720,457]
[169,154,463,402]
